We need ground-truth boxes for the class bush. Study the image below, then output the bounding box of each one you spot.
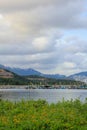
[0,99,87,130]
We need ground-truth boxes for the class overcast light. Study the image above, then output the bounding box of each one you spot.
[0,0,87,75]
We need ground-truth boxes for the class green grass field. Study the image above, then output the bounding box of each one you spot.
[0,99,87,130]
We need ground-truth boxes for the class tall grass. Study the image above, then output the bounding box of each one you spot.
[0,99,87,130]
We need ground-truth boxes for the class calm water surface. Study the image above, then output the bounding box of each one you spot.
[0,89,87,103]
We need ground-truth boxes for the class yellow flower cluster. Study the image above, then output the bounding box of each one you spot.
[0,116,8,125]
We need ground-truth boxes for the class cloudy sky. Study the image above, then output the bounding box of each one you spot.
[0,0,87,75]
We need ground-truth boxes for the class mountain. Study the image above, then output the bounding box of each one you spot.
[68,72,87,83]
[0,69,14,78]
[9,68,66,79]
[0,65,42,76]
[0,68,29,85]
[1,64,87,83]
[0,64,5,68]
[0,65,86,86]
[0,64,66,79]
[43,74,66,79]
[6,68,42,76]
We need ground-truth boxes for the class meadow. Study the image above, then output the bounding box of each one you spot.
[0,99,87,130]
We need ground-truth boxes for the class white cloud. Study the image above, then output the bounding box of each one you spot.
[0,0,87,75]
[32,37,50,51]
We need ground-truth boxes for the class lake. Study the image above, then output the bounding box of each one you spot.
[0,89,87,103]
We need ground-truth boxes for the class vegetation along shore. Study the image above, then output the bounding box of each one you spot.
[0,99,87,130]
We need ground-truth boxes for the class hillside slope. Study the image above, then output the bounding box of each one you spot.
[68,72,87,83]
[0,69,14,78]
[0,69,29,85]
[0,65,66,79]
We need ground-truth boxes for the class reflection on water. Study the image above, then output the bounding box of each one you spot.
[0,89,87,103]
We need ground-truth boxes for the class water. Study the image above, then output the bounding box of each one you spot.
[0,89,87,103]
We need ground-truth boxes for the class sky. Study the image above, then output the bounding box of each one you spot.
[0,0,87,76]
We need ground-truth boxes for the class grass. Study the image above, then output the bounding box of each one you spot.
[0,99,87,130]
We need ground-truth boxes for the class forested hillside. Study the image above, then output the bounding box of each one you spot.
[0,69,85,87]
[0,69,29,85]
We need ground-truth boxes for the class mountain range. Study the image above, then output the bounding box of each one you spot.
[0,64,66,79]
[0,64,87,83]
[68,72,87,83]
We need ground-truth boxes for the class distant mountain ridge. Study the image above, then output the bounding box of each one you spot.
[1,64,87,83]
[0,64,66,79]
[68,71,87,83]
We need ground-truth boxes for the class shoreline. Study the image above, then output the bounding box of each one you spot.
[0,85,87,89]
